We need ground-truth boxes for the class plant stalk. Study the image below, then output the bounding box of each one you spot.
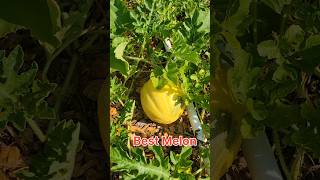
[47,53,78,132]
[291,148,304,180]
[26,118,46,143]
[273,131,291,180]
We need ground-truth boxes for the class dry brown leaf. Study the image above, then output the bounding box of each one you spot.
[0,145,24,169]
[110,106,118,118]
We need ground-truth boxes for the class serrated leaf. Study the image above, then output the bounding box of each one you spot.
[0,46,56,130]
[20,80,56,119]
[118,99,135,123]
[0,46,37,105]
[18,120,80,180]
[165,61,178,84]
[111,146,170,179]
[111,0,133,35]
[149,146,170,170]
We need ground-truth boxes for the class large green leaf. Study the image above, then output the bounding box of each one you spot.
[0,46,56,129]
[0,18,18,37]
[0,0,61,45]
[110,0,133,35]
[111,145,195,179]
[110,42,130,76]
[18,120,80,180]
[0,46,37,105]
[44,0,93,54]
[111,146,170,180]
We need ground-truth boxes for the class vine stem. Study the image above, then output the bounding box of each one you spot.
[47,52,79,132]
[42,30,88,80]
[273,130,291,180]
[291,148,304,180]
[26,118,46,143]
[124,56,154,65]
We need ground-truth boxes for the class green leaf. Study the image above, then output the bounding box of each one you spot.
[261,0,291,14]
[270,80,297,101]
[18,120,80,180]
[264,103,301,130]
[241,118,254,138]
[0,112,9,129]
[0,18,18,37]
[0,0,61,45]
[305,35,320,49]
[284,25,304,51]
[0,46,56,130]
[118,99,135,123]
[8,111,26,131]
[110,42,130,76]
[20,80,56,119]
[292,103,320,157]
[170,146,193,177]
[149,146,170,170]
[291,45,320,73]
[0,46,37,105]
[111,0,133,35]
[257,40,282,60]
[45,0,93,53]
[196,9,210,33]
[165,61,179,84]
[111,146,170,179]
[272,64,297,82]
[222,0,252,35]
[247,99,268,121]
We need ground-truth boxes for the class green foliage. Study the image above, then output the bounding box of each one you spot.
[110,98,135,148]
[0,0,61,46]
[111,0,210,110]
[110,77,128,104]
[213,1,320,178]
[111,1,209,178]
[0,1,99,180]
[0,46,56,129]
[111,146,194,180]
[18,120,80,180]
